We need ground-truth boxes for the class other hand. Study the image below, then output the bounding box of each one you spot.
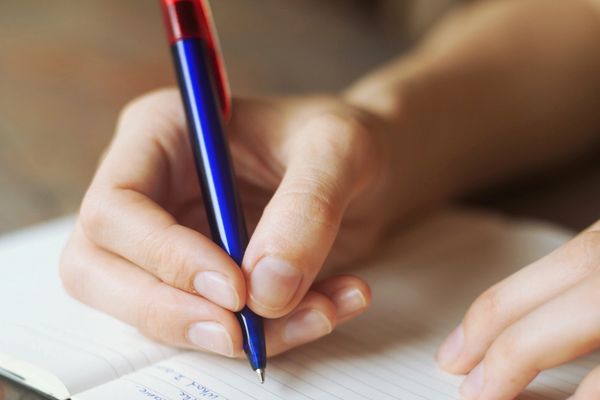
[437,220,600,399]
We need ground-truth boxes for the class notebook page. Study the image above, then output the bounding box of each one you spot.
[74,210,594,400]
[0,218,179,398]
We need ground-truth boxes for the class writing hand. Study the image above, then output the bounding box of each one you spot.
[60,88,399,357]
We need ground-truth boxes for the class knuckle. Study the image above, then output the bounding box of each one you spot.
[488,335,520,370]
[168,262,193,291]
[277,183,340,231]
[136,285,183,342]
[485,327,545,384]
[308,112,355,143]
[118,96,151,125]
[116,89,185,154]
[140,227,192,290]
[137,295,165,340]
[118,89,173,124]
[306,111,377,169]
[463,286,505,336]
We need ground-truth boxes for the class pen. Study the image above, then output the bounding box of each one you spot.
[160,0,267,383]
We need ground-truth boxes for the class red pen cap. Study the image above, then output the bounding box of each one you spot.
[161,0,231,119]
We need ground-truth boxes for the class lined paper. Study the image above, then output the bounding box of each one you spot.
[70,211,598,400]
[0,218,178,397]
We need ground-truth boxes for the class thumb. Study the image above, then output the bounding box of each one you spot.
[242,112,377,318]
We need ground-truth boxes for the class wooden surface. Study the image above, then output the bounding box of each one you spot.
[0,0,598,236]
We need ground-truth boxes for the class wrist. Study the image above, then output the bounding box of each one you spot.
[342,63,466,225]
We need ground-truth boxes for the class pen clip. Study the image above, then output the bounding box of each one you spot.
[162,0,232,120]
[197,0,231,120]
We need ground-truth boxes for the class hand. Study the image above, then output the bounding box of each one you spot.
[437,219,600,399]
[60,88,400,358]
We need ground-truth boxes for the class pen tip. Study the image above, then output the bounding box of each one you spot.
[256,368,265,384]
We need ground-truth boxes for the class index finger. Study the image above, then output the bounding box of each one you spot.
[80,89,246,311]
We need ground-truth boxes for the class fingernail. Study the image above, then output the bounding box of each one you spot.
[188,322,234,357]
[331,288,368,319]
[460,363,485,400]
[283,309,333,345]
[437,324,464,368]
[250,256,303,311]
[194,272,240,310]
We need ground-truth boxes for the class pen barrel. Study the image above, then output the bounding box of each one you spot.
[172,38,246,263]
[171,38,266,369]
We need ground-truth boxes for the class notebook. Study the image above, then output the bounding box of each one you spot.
[0,209,595,400]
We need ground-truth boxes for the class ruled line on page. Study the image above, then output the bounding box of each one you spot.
[179,354,312,400]
[7,324,122,378]
[276,352,377,400]
[271,356,360,400]
[298,341,426,400]
[207,357,294,399]
[328,330,457,387]
[331,329,461,388]
[40,323,138,373]
[308,335,458,399]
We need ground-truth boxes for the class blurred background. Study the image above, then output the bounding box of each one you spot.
[1,0,598,235]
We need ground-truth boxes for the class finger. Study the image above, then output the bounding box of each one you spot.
[80,90,245,311]
[571,364,600,400]
[459,268,600,400]
[243,112,378,318]
[584,218,600,232]
[313,274,372,324]
[97,88,189,198]
[437,229,600,374]
[60,226,243,357]
[80,190,245,311]
[264,274,371,356]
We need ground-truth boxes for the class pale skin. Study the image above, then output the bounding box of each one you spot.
[60,0,600,398]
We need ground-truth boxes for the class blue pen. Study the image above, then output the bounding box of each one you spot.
[160,0,267,383]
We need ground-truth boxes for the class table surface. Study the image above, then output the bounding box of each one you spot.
[0,0,598,236]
